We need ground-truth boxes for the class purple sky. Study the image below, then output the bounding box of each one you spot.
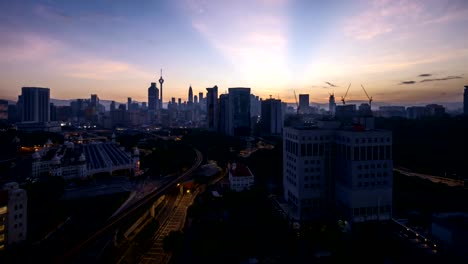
[0,0,467,104]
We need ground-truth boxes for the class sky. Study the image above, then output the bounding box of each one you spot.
[0,0,467,105]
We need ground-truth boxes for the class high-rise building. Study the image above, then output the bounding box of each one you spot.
[90,94,99,107]
[206,85,219,131]
[194,95,198,104]
[464,86,468,116]
[20,87,50,122]
[1,182,27,247]
[228,87,251,136]
[159,69,164,110]
[110,101,116,112]
[283,120,393,223]
[148,82,159,113]
[127,97,132,112]
[250,94,261,117]
[299,94,309,114]
[261,98,283,135]
[50,103,57,121]
[188,85,193,104]
[0,100,8,120]
[329,93,336,115]
[219,94,230,135]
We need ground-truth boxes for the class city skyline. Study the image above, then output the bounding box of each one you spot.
[1,0,468,104]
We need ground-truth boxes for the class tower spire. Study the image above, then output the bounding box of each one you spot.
[159,68,164,109]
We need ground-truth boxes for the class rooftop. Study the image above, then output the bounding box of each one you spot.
[229,163,253,177]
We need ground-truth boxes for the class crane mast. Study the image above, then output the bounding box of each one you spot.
[361,84,373,108]
[341,83,351,105]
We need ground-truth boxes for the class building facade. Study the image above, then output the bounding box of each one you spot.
[228,87,251,136]
[206,85,219,131]
[283,120,393,223]
[261,98,283,135]
[464,86,468,116]
[0,182,27,247]
[20,87,50,123]
[228,163,255,192]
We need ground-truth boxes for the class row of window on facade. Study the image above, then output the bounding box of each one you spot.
[357,171,389,178]
[337,144,392,161]
[285,133,391,144]
[287,190,298,205]
[286,175,297,187]
[337,136,391,144]
[353,205,391,216]
[304,183,321,189]
[357,180,389,188]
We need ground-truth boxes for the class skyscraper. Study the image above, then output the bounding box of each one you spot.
[261,98,283,135]
[298,94,309,114]
[159,69,164,110]
[148,82,159,113]
[206,85,218,131]
[329,93,336,115]
[188,85,193,104]
[464,86,468,116]
[20,87,50,122]
[219,94,230,135]
[228,87,251,136]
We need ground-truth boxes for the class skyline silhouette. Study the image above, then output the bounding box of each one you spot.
[0,0,467,104]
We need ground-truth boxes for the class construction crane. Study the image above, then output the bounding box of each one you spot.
[361,84,373,108]
[293,90,299,114]
[341,83,351,105]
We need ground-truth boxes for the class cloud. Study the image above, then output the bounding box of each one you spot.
[325,82,338,87]
[186,0,290,86]
[399,75,463,85]
[420,76,462,82]
[34,4,71,21]
[62,59,153,81]
[418,73,432,77]
[0,32,63,62]
[399,81,416,85]
[344,0,423,40]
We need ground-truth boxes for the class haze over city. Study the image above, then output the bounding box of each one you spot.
[0,0,467,104]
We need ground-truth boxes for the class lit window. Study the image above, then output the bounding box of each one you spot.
[0,207,6,214]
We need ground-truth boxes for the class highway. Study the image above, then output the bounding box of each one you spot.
[62,148,203,263]
[394,167,464,187]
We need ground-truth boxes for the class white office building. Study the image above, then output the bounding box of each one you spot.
[283,120,393,223]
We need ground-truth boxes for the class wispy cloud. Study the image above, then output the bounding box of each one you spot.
[325,81,338,87]
[399,75,462,85]
[344,0,423,40]
[420,76,462,82]
[399,81,416,85]
[63,59,152,81]
[0,32,63,62]
[34,4,71,21]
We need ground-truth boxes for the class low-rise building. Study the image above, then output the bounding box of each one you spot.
[228,163,254,192]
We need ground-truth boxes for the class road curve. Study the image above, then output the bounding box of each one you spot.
[62,148,203,262]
